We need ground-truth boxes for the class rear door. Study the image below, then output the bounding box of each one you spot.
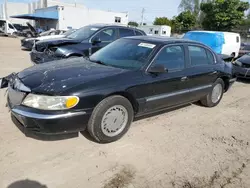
[144,44,191,111]
[90,27,118,55]
[184,44,219,101]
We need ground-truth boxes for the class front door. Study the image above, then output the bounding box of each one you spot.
[90,28,117,55]
[144,44,190,111]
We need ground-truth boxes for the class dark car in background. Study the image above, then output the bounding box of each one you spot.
[21,29,75,51]
[1,36,236,143]
[30,24,146,64]
[233,54,250,79]
[239,43,250,57]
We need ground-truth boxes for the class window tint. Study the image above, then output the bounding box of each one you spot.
[135,30,143,36]
[95,28,116,42]
[155,30,159,35]
[188,46,212,66]
[119,28,135,38]
[206,50,215,64]
[154,45,185,71]
[162,31,166,35]
[8,24,14,29]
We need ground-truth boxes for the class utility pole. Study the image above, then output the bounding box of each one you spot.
[141,8,145,26]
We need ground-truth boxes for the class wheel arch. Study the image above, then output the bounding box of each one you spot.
[220,76,230,92]
[106,91,139,114]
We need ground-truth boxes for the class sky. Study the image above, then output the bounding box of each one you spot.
[0,0,182,23]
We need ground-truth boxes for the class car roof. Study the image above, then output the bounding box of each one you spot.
[123,36,205,45]
[88,24,144,31]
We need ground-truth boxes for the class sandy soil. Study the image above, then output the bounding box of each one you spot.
[0,37,250,188]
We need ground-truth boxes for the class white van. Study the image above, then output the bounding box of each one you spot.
[0,19,17,35]
[138,25,171,37]
[183,31,241,57]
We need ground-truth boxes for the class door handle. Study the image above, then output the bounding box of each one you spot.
[181,76,188,81]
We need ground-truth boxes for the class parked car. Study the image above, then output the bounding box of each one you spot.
[183,31,241,57]
[0,19,17,35]
[238,43,250,57]
[233,54,250,79]
[21,29,76,50]
[30,24,146,64]
[0,36,236,143]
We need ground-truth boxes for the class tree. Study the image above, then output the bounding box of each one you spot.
[179,0,209,17]
[128,21,139,27]
[201,0,249,31]
[172,11,196,33]
[153,17,172,26]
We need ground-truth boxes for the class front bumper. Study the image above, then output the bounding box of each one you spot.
[30,50,62,64]
[9,104,91,135]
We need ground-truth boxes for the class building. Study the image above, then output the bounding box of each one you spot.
[0,0,128,30]
[138,25,171,37]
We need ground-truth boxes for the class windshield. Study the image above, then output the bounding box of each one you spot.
[89,38,156,70]
[63,29,76,36]
[67,26,100,40]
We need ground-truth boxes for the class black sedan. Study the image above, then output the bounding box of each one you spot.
[233,54,250,79]
[1,36,236,143]
[30,24,146,64]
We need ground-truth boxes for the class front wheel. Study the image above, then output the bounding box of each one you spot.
[87,95,134,143]
[201,78,224,107]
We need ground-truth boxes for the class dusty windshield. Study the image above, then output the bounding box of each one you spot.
[89,38,156,70]
[67,26,100,40]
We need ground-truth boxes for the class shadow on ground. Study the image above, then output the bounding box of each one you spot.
[7,179,47,188]
[237,78,250,84]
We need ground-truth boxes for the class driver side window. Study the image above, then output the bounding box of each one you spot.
[94,28,116,42]
[154,45,185,71]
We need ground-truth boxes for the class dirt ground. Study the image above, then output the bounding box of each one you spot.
[0,37,250,188]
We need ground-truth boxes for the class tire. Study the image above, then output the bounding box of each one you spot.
[201,78,224,107]
[87,95,134,143]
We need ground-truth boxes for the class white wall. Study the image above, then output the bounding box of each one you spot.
[58,6,128,30]
[0,2,30,25]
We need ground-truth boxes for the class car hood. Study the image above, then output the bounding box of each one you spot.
[18,58,127,94]
[237,54,250,64]
[36,34,65,41]
[36,37,80,48]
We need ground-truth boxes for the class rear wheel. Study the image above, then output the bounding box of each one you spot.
[201,78,224,107]
[87,95,134,143]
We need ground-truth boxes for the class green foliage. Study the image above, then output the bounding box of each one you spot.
[172,11,196,33]
[128,21,139,27]
[201,0,249,31]
[153,17,172,26]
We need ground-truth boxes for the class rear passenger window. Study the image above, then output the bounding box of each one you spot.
[135,30,143,36]
[119,28,135,38]
[206,50,215,64]
[188,46,212,66]
[154,45,185,71]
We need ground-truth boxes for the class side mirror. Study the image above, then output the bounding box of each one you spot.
[92,37,101,45]
[148,64,168,74]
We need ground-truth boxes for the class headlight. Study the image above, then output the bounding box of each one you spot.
[22,94,79,110]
